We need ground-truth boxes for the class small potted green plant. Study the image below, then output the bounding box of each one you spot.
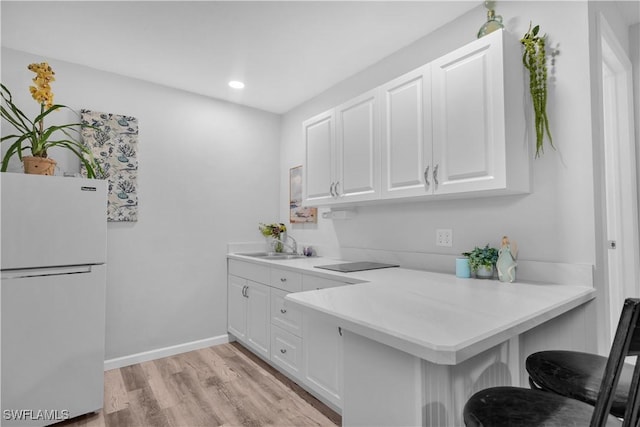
[1,62,101,177]
[259,222,287,252]
[462,244,499,279]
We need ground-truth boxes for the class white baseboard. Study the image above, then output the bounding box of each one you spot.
[103,334,230,371]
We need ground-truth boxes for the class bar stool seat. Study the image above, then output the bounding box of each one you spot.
[463,386,622,427]
[462,298,640,427]
[527,350,634,418]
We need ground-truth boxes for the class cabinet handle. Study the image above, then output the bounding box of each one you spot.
[424,166,430,187]
[330,182,336,197]
[335,181,341,197]
[280,348,287,354]
[280,308,287,314]
[433,164,439,186]
[242,285,247,297]
[338,326,343,336]
[280,277,287,282]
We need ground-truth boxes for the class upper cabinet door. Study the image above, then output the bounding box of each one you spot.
[303,110,335,204]
[335,89,380,202]
[380,64,432,198]
[431,30,506,195]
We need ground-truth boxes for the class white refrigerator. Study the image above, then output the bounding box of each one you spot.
[1,173,107,426]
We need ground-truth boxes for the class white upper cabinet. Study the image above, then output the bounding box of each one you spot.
[303,110,335,204]
[303,89,380,206]
[380,64,432,198]
[335,89,380,202]
[303,29,529,207]
[430,29,527,195]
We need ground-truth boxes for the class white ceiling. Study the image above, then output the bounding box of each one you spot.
[3,1,638,114]
[1,1,480,114]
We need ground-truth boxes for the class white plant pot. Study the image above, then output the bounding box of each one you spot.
[475,265,494,279]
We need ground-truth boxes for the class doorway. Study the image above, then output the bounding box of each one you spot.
[599,14,640,344]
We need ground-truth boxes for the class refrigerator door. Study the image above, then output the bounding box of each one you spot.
[1,173,107,269]
[1,264,106,426]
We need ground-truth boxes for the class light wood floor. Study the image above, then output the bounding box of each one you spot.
[57,342,341,427]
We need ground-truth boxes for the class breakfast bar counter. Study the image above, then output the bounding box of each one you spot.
[283,266,595,426]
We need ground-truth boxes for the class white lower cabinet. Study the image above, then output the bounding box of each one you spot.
[301,275,345,410]
[228,259,348,412]
[245,280,271,359]
[227,274,248,341]
[270,325,303,377]
[271,287,302,336]
[228,273,271,360]
[302,312,343,409]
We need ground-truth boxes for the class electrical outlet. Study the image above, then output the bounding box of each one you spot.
[436,229,453,247]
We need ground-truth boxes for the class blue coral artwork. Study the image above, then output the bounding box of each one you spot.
[80,109,139,222]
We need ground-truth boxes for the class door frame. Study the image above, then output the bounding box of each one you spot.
[593,12,640,352]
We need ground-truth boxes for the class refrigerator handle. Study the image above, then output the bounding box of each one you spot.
[1,265,95,280]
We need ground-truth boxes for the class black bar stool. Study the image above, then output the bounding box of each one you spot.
[463,298,640,427]
[526,349,635,418]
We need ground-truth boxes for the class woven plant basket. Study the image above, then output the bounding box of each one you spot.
[23,156,56,175]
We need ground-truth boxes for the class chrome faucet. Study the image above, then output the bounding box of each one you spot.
[272,234,298,254]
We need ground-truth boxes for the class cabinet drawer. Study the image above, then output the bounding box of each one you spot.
[228,259,269,284]
[270,268,302,292]
[271,325,303,377]
[271,288,302,337]
[303,275,348,291]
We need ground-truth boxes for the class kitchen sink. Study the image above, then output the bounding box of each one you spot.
[237,252,306,260]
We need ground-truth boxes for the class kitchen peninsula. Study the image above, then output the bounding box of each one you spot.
[228,253,595,427]
[286,266,594,426]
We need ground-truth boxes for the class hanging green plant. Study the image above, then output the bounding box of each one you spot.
[521,23,553,158]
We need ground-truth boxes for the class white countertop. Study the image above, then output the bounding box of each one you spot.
[228,253,596,365]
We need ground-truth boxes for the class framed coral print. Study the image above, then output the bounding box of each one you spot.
[80,109,139,222]
[290,165,317,223]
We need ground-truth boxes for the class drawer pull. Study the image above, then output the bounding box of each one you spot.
[280,348,287,354]
[280,277,287,282]
[280,308,287,314]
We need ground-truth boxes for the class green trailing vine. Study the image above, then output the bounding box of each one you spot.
[521,23,553,158]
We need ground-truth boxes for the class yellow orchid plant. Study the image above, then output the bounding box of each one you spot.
[1,62,101,177]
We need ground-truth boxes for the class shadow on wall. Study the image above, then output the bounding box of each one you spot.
[422,361,512,427]
[470,361,512,395]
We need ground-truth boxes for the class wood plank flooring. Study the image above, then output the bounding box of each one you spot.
[57,342,341,427]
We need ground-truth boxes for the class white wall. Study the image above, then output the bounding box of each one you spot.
[280,1,597,267]
[1,48,282,360]
[631,23,640,222]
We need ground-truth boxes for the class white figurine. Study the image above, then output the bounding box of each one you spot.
[497,236,518,283]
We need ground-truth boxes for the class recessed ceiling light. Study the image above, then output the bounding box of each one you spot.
[228,81,245,89]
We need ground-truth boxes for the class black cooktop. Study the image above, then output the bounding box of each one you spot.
[314,261,400,273]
